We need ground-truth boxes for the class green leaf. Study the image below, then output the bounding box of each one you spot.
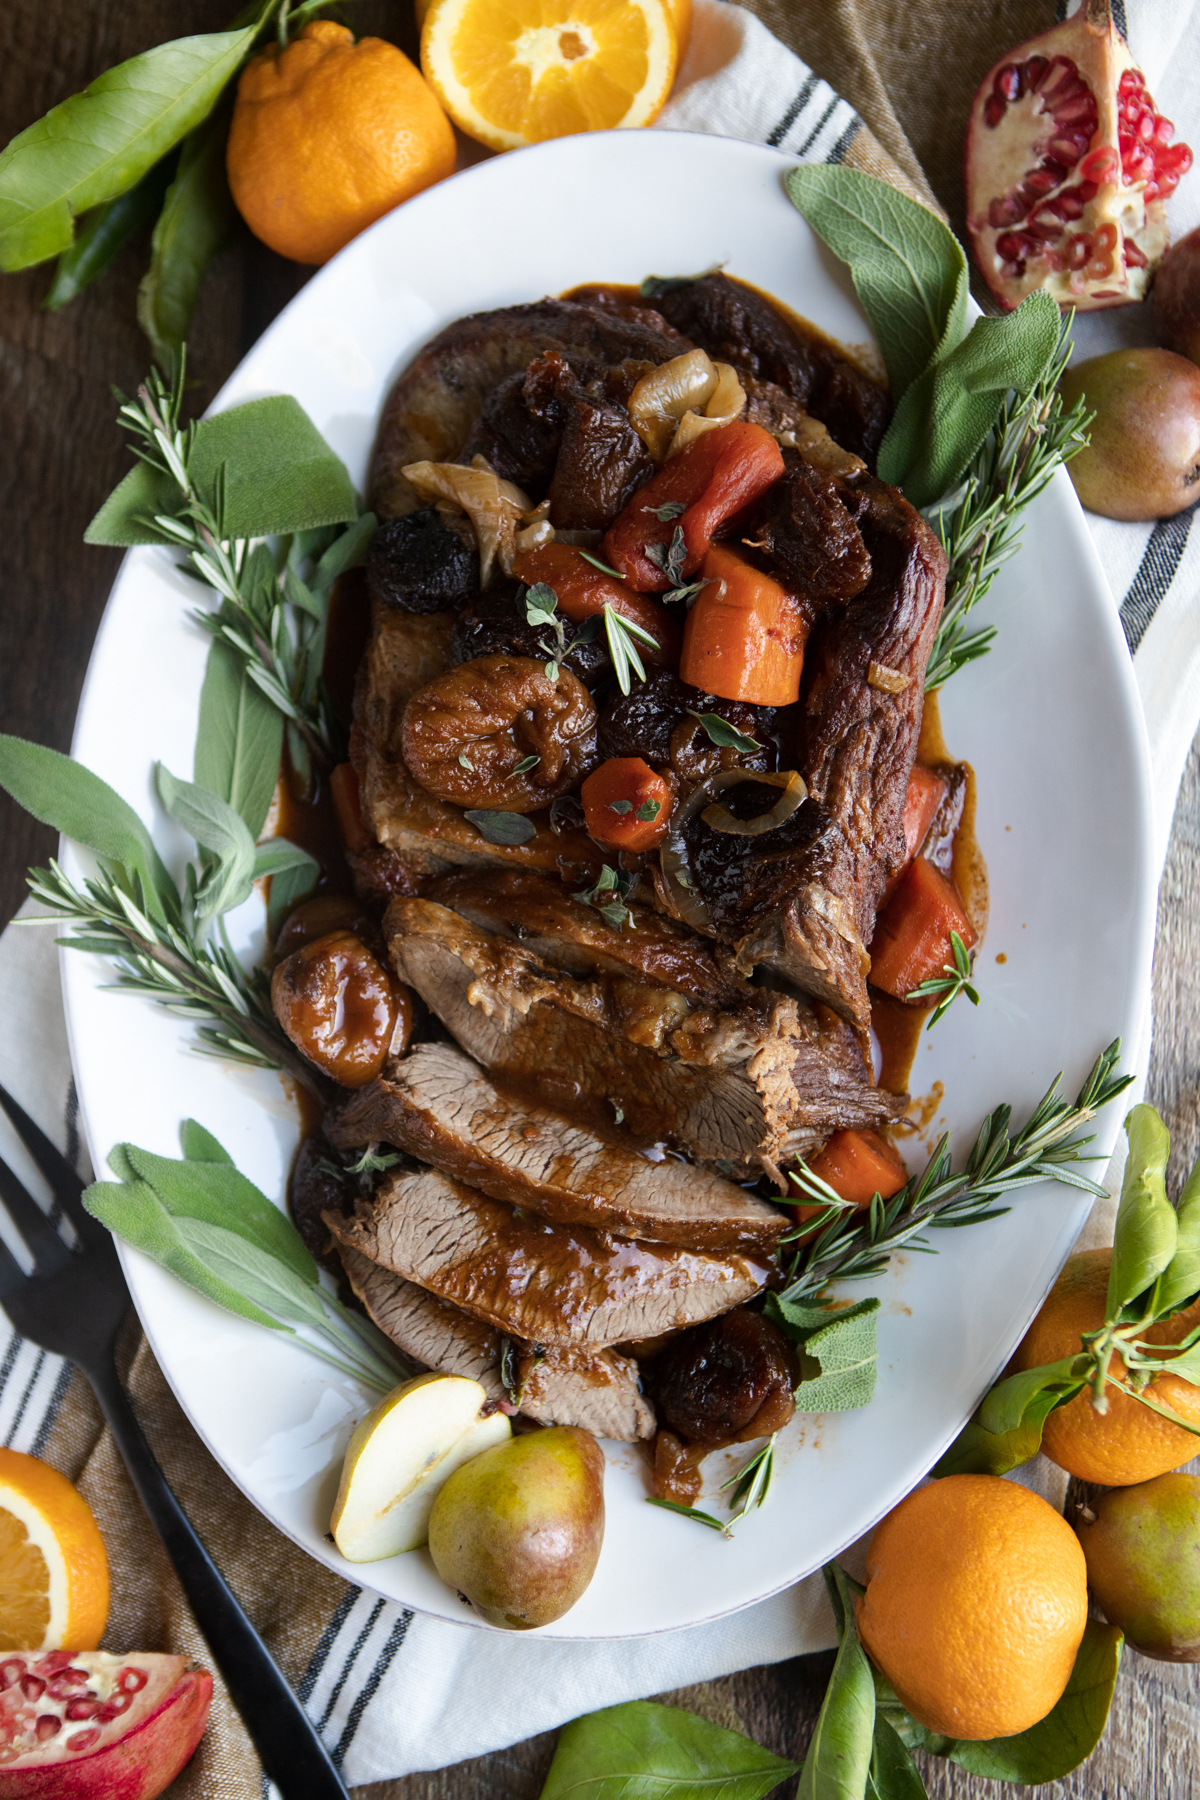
[83,1176,285,1332]
[785,166,968,400]
[1149,1146,1200,1321]
[311,511,377,595]
[265,855,319,938]
[86,394,359,546]
[1108,1104,1176,1318]
[173,1217,329,1331]
[687,711,760,754]
[180,1119,234,1164]
[0,733,174,918]
[253,838,318,882]
[931,1381,1069,1477]
[156,765,256,921]
[193,639,283,840]
[770,1296,881,1413]
[464,810,538,846]
[119,1141,318,1283]
[949,1620,1122,1783]
[877,293,1062,506]
[976,1355,1087,1436]
[137,100,235,379]
[0,27,257,272]
[538,1700,798,1799]
[44,156,174,310]
[868,1715,928,1800]
[798,1567,876,1800]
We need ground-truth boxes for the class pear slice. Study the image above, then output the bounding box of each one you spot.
[331,1372,511,1563]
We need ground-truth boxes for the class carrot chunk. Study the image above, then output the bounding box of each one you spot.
[511,542,679,666]
[869,855,978,1002]
[806,1128,909,1206]
[881,764,949,903]
[580,757,673,852]
[602,420,784,592]
[679,542,806,705]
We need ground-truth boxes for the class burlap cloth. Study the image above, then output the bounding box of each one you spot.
[24,2,1150,1792]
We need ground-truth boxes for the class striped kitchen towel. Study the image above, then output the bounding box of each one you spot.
[2,0,1197,1789]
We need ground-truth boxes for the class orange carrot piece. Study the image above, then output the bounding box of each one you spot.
[580,757,673,852]
[881,764,949,903]
[511,542,680,667]
[869,855,977,1002]
[679,542,806,705]
[807,1128,908,1206]
[330,761,369,853]
[601,420,784,592]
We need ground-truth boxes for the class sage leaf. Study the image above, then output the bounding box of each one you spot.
[86,395,359,546]
[687,711,760,754]
[785,166,968,400]
[137,100,235,379]
[464,810,538,846]
[976,1354,1087,1437]
[253,839,318,883]
[931,1379,1071,1477]
[173,1217,329,1331]
[1148,1146,1200,1322]
[156,765,256,921]
[83,1177,284,1332]
[798,1566,876,1800]
[867,1715,928,1800]
[180,1118,233,1164]
[44,156,173,310]
[194,639,283,840]
[1108,1103,1176,1319]
[266,856,319,938]
[948,1620,1122,1782]
[119,1141,318,1283]
[311,511,378,595]
[539,1699,798,1800]
[877,292,1062,506]
[0,734,174,919]
[770,1295,880,1412]
[0,27,257,272]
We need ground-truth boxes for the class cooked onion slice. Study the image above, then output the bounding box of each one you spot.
[401,457,541,583]
[666,362,748,457]
[628,350,718,459]
[700,769,806,836]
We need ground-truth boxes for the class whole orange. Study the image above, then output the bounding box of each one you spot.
[857,1475,1087,1740]
[1015,1247,1200,1486]
[227,21,456,265]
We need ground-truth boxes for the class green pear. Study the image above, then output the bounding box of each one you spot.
[427,1426,605,1629]
[331,1372,510,1563]
[1076,1471,1200,1660]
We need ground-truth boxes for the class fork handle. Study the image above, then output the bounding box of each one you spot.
[88,1362,351,1800]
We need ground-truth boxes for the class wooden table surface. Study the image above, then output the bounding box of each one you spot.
[3,3,1200,1794]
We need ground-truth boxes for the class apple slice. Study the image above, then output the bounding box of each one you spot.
[331,1373,511,1562]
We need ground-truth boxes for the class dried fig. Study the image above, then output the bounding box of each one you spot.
[271,930,410,1087]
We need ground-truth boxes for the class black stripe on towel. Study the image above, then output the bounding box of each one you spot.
[1120,511,1194,653]
[332,1612,414,1771]
[4,1351,44,1446]
[797,96,841,159]
[766,74,817,148]
[30,1360,72,1457]
[828,116,861,164]
[298,1586,361,1705]
[317,1597,385,1731]
[0,1333,24,1408]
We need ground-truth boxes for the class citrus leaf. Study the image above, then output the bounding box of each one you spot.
[193,639,283,841]
[44,156,174,310]
[137,99,235,379]
[0,27,257,272]
[785,166,967,400]
[976,1355,1087,1436]
[948,1620,1122,1782]
[867,1715,928,1800]
[931,1380,1070,1477]
[1108,1103,1176,1318]
[1149,1146,1200,1321]
[539,1700,798,1799]
[798,1567,876,1800]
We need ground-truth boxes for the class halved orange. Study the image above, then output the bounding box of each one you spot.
[421,0,678,153]
[0,1450,109,1651]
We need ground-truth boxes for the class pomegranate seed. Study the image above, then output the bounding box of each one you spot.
[1138,112,1155,141]
[1025,55,1049,89]
[47,1670,90,1698]
[1079,147,1118,182]
[117,1667,149,1693]
[1026,218,1062,242]
[1155,116,1175,144]
[1159,142,1194,173]
[1125,239,1148,267]
[31,1654,73,1677]
[1001,259,1024,278]
[1144,179,1161,201]
[984,95,1006,128]
[66,1728,101,1752]
[1076,179,1098,202]
[1057,187,1086,219]
[1087,254,1114,278]
[64,1698,101,1721]
[995,63,1022,100]
[19,1677,44,1702]
[99,1691,133,1718]
[995,231,1027,260]
[0,1749,18,1766]
[987,193,1027,227]
[1055,94,1099,128]
[1094,222,1118,251]
[1048,135,1086,166]
[1066,234,1092,269]
[33,1716,60,1742]
[1025,167,1059,195]
[1033,199,1067,224]
[0,1663,25,1691]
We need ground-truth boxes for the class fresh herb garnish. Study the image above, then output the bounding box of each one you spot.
[906,928,980,1028]
[523,579,571,679]
[577,549,625,578]
[644,523,686,588]
[512,754,541,775]
[687,710,760,754]
[649,501,686,522]
[647,1433,777,1539]
[662,576,715,608]
[464,810,538,846]
[602,606,658,696]
[576,864,635,929]
[458,751,474,771]
[635,798,662,823]
[608,799,633,814]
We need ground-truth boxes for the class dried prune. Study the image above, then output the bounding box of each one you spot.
[643,1307,795,1445]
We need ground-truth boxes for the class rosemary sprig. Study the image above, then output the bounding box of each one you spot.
[27,857,319,1094]
[603,606,658,695]
[926,320,1091,692]
[646,1433,777,1538]
[906,929,980,1029]
[783,1040,1131,1301]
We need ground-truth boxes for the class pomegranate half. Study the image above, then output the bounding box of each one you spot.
[0,1650,211,1799]
[965,0,1192,311]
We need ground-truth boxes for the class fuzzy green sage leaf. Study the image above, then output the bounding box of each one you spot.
[538,1699,798,1800]
[193,640,283,841]
[0,26,258,272]
[769,1294,881,1413]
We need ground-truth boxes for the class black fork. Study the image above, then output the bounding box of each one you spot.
[0,1083,351,1799]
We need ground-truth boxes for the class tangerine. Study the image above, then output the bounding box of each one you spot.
[1015,1246,1200,1485]
[227,21,456,266]
[0,1449,109,1651]
[858,1474,1087,1740]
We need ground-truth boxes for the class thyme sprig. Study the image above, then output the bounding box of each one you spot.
[783,1041,1131,1302]
[926,321,1091,691]
[906,928,980,1029]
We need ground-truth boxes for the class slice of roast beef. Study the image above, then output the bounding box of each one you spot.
[740,374,866,474]
[688,473,947,1031]
[750,461,873,611]
[369,299,687,518]
[328,1170,771,1347]
[648,273,890,464]
[327,1040,789,1250]
[383,899,902,1169]
[338,1243,655,1438]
